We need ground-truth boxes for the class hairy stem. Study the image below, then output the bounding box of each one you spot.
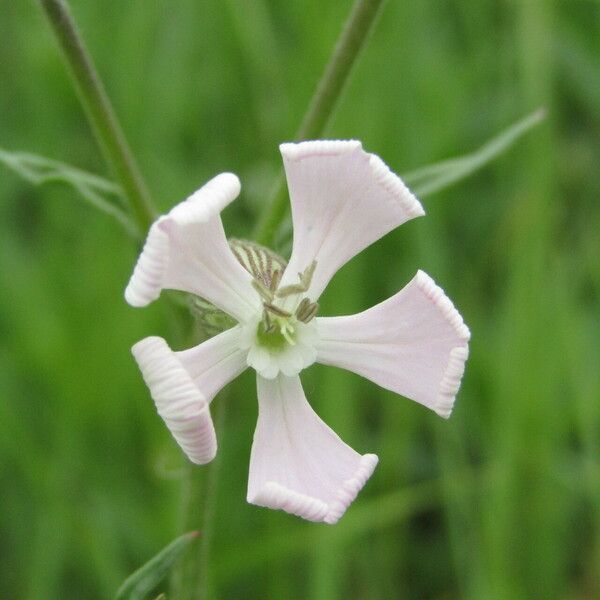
[38,0,156,233]
[253,0,387,246]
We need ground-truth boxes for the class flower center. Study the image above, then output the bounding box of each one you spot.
[256,317,297,351]
[231,239,320,378]
[229,238,319,341]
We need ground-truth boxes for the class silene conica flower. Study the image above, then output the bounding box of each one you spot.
[125,141,470,524]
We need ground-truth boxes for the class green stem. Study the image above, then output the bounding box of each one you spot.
[253,0,387,246]
[171,393,226,600]
[38,0,156,234]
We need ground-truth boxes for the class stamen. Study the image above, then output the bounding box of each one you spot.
[262,311,276,333]
[296,298,319,323]
[252,279,274,303]
[276,283,306,298]
[264,302,292,318]
[295,298,311,320]
[304,302,319,322]
[280,322,297,346]
[299,260,317,289]
[274,261,319,298]
[269,269,282,292]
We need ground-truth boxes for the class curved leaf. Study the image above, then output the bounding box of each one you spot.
[0,147,136,235]
[115,532,199,600]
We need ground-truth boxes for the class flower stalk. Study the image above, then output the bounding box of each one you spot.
[253,0,388,246]
[38,0,156,234]
[171,399,226,600]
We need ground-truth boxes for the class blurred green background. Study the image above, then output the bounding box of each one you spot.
[1,0,599,598]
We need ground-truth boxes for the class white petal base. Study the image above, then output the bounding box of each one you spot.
[132,336,217,464]
[248,375,378,524]
[239,316,319,379]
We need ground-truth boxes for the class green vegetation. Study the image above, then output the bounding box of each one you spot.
[1,1,598,598]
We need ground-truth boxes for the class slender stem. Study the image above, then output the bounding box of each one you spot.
[195,399,224,600]
[295,0,387,141]
[38,0,156,233]
[253,0,387,246]
[39,2,224,595]
[171,397,226,600]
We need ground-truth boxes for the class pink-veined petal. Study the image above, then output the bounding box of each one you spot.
[316,271,470,418]
[132,327,247,464]
[279,141,424,300]
[125,173,260,322]
[247,375,378,524]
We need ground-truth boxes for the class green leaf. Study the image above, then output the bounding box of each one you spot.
[403,108,547,197]
[0,147,136,235]
[115,532,199,600]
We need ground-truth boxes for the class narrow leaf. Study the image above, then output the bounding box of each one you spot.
[403,108,547,197]
[0,147,136,235]
[115,532,199,600]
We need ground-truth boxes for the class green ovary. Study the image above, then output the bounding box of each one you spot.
[256,320,297,351]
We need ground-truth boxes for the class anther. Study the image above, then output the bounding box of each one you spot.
[296,299,319,323]
[304,302,319,322]
[295,298,311,321]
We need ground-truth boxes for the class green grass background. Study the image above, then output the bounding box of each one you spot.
[1,1,599,598]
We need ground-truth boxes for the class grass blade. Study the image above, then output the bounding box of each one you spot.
[115,532,199,600]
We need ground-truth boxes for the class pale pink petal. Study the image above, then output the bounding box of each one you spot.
[279,141,424,299]
[247,375,378,524]
[125,173,260,322]
[316,271,470,418]
[132,327,247,464]
[174,326,248,403]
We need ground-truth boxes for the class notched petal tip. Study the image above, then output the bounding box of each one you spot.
[248,453,378,524]
[324,453,379,524]
[124,219,170,307]
[169,172,241,225]
[436,345,470,419]
[279,139,362,161]
[414,270,470,417]
[368,153,425,219]
[280,139,424,220]
[278,139,426,301]
[248,376,378,524]
[132,336,217,464]
[415,270,471,342]
[248,482,329,523]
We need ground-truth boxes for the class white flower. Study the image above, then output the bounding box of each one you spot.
[125,140,470,524]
